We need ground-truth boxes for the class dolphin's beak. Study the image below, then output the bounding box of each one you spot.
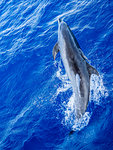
[58,18,62,24]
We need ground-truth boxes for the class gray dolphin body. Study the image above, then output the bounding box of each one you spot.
[53,19,99,118]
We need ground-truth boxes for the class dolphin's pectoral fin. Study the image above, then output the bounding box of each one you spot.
[52,42,59,60]
[86,62,99,76]
[79,48,89,62]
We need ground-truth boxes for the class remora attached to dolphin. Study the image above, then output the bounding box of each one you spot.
[53,18,99,118]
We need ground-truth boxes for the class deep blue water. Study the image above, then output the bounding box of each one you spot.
[0,0,113,149]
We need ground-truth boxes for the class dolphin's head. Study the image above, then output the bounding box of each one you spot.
[58,18,68,35]
[58,18,62,24]
[58,18,72,45]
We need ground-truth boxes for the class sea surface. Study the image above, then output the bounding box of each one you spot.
[0,0,113,150]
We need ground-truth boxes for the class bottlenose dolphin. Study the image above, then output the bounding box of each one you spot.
[53,18,99,118]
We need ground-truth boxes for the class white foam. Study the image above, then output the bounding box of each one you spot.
[90,74,108,104]
[56,61,71,95]
[55,62,108,130]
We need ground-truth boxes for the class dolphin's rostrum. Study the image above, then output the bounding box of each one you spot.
[53,18,99,119]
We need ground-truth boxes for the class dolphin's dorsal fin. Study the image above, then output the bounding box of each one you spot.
[52,42,59,60]
[86,62,99,76]
[79,48,89,62]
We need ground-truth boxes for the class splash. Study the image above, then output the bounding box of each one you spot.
[55,60,72,95]
[56,61,108,130]
[90,74,108,104]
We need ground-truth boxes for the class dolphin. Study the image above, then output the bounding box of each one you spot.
[53,18,99,118]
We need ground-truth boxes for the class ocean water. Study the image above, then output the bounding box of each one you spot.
[0,0,113,149]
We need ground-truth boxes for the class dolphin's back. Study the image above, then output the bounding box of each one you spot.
[67,25,81,49]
